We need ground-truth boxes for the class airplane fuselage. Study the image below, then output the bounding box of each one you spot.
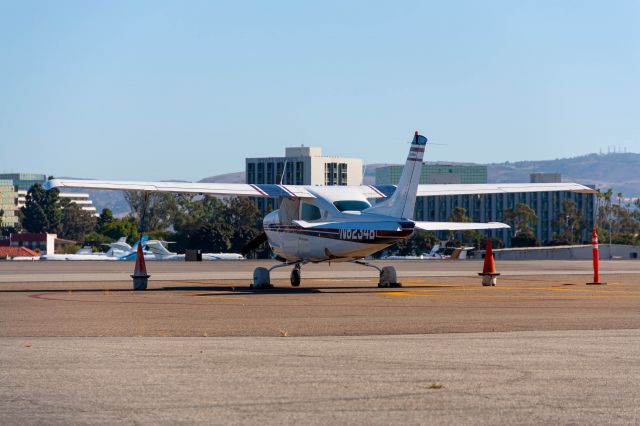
[264,219,414,262]
[262,186,415,262]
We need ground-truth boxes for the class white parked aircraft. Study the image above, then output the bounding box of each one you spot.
[45,131,595,289]
[143,240,244,261]
[39,237,149,261]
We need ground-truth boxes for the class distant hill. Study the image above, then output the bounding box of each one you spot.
[488,152,640,196]
[81,189,129,217]
[198,172,245,184]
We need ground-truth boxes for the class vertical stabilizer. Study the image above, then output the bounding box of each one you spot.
[365,131,427,219]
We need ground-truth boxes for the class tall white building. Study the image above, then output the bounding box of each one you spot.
[58,192,99,217]
[16,190,98,217]
[246,146,363,213]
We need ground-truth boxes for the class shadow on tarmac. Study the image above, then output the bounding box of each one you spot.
[0,284,455,295]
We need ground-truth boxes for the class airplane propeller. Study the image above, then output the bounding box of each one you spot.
[241,232,268,257]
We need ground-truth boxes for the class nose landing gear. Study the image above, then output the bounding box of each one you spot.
[251,261,305,289]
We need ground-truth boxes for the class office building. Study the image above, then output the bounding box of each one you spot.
[246,146,363,213]
[376,166,596,246]
[1,173,99,220]
[0,180,17,227]
[0,173,47,191]
[59,192,99,216]
[376,163,487,185]
[530,173,562,183]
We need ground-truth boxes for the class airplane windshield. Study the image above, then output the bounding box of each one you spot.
[333,200,371,212]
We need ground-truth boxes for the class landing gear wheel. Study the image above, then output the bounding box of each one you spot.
[252,267,273,289]
[378,266,401,288]
[290,266,301,287]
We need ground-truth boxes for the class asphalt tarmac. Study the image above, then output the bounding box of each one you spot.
[1,259,639,424]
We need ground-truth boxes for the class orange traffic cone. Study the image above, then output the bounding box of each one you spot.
[478,239,500,286]
[587,227,606,285]
[131,242,150,290]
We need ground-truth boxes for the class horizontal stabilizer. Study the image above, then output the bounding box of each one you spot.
[413,221,510,231]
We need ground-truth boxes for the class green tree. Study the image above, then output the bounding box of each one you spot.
[609,196,640,245]
[169,196,267,256]
[124,191,179,232]
[171,195,229,252]
[505,203,539,247]
[100,217,140,242]
[387,230,437,256]
[504,203,537,237]
[489,237,505,249]
[96,208,115,231]
[82,231,114,252]
[447,206,474,242]
[555,199,583,244]
[223,197,263,253]
[59,203,97,242]
[21,184,62,233]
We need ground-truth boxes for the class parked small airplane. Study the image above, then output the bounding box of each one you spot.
[45,131,595,289]
[39,236,151,261]
[142,240,244,261]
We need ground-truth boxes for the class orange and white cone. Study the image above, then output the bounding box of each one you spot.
[478,239,500,286]
[131,242,150,290]
[587,228,606,285]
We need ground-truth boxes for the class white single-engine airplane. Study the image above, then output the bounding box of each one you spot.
[45,132,595,289]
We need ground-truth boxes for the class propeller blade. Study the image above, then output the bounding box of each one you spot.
[241,232,268,256]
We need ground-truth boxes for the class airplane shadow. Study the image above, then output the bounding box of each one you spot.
[1,284,453,295]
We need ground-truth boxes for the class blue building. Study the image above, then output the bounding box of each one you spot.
[376,165,596,246]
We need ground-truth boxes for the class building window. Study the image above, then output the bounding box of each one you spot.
[296,161,304,185]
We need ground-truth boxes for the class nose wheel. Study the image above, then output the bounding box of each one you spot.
[290,264,301,287]
[252,261,305,289]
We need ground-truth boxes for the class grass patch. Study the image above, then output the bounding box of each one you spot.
[425,383,444,389]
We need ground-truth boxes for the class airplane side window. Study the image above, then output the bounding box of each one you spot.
[301,203,321,221]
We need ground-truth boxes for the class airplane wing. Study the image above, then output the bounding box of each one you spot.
[413,221,510,231]
[46,179,595,200]
[44,179,316,198]
[416,183,596,196]
[360,182,596,198]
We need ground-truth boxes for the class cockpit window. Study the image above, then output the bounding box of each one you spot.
[300,203,322,220]
[333,200,371,212]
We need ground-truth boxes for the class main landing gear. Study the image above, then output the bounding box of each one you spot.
[290,264,301,287]
[353,260,401,288]
[251,260,400,289]
[252,261,305,289]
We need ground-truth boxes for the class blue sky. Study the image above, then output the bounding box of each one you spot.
[1,0,638,180]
